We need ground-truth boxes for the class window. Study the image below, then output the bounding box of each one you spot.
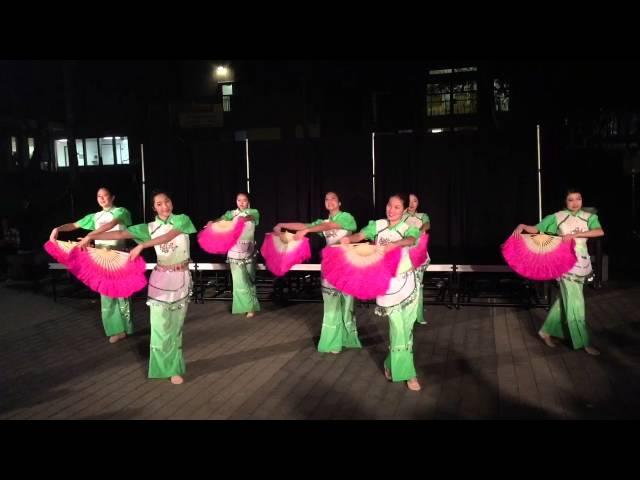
[100,137,115,165]
[10,136,19,167]
[427,80,477,116]
[429,68,453,75]
[221,83,233,112]
[54,139,69,167]
[429,66,477,75]
[427,66,478,117]
[427,83,451,116]
[115,137,129,164]
[453,81,478,114]
[28,137,35,159]
[85,138,99,166]
[55,136,130,168]
[76,139,85,166]
[606,114,618,137]
[494,79,510,112]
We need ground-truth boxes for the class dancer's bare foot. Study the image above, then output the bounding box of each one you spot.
[538,331,556,348]
[109,333,127,344]
[585,346,601,356]
[170,376,184,385]
[384,367,392,381]
[407,378,421,391]
[330,351,340,354]
[246,312,255,318]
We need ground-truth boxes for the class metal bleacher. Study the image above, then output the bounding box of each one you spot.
[48,261,576,310]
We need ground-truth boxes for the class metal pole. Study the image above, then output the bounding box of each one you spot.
[141,143,147,223]
[537,124,542,222]
[245,138,250,194]
[372,132,376,210]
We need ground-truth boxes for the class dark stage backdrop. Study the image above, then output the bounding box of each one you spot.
[34,127,626,266]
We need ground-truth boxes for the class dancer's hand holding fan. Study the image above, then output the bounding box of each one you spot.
[68,245,148,298]
[44,239,79,268]
[501,232,577,281]
[408,232,429,269]
[197,216,247,254]
[260,231,311,277]
[321,242,402,300]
